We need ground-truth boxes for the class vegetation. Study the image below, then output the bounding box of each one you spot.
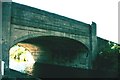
[10,45,35,63]
[93,42,119,75]
[9,44,35,75]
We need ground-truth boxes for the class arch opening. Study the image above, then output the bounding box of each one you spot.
[9,43,38,75]
[9,36,89,76]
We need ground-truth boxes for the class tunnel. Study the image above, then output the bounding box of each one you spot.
[9,36,90,78]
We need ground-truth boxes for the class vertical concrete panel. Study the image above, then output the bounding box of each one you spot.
[2,2,12,75]
[0,1,2,79]
[87,22,97,69]
[91,22,97,68]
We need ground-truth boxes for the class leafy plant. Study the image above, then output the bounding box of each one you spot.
[93,42,119,74]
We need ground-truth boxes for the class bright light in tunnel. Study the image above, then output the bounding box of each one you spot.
[9,44,35,75]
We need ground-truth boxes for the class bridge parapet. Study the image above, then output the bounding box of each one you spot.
[11,2,90,37]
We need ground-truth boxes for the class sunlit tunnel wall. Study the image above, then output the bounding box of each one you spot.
[9,36,89,76]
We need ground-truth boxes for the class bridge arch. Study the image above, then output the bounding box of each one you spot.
[9,35,90,75]
[2,2,98,77]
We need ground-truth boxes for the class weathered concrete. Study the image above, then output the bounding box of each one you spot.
[0,1,2,79]
[2,2,97,77]
[2,2,12,75]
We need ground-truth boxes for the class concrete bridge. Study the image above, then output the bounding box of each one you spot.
[1,2,97,78]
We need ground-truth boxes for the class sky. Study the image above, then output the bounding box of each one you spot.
[12,0,119,43]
